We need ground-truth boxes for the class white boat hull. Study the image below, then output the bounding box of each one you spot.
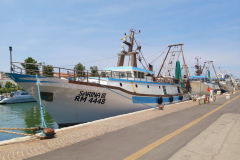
[0,94,36,104]
[6,73,189,126]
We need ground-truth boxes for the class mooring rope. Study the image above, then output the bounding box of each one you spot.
[0,130,43,138]
[36,74,47,128]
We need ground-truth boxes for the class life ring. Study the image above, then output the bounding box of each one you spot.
[158,96,163,105]
[169,96,173,103]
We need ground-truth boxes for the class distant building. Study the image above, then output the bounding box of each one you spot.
[0,71,17,87]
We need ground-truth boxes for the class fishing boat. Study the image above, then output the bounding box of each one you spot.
[215,69,234,93]
[189,59,220,95]
[5,30,190,126]
[237,79,240,90]
[0,90,36,104]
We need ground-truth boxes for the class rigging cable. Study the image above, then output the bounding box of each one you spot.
[135,40,166,47]
[150,51,165,64]
[145,47,168,60]
[134,38,148,68]
[62,56,118,68]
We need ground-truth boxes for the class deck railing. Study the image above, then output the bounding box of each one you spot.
[10,62,181,84]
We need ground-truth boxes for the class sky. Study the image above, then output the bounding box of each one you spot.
[0,0,239,78]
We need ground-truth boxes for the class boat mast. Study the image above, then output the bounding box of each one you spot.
[117,29,138,67]
[194,56,201,76]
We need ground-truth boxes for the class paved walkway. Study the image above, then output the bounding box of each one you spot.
[0,93,237,160]
[169,113,240,160]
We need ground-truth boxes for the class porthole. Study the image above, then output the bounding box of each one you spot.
[135,84,138,88]
[120,83,122,87]
[147,85,149,88]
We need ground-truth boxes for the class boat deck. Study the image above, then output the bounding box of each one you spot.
[0,92,240,160]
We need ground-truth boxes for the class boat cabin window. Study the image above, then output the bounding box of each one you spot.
[134,71,137,78]
[106,72,111,78]
[137,72,144,78]
[113,71,119,78]
[120,72,125,78]
[126,71,132,78]
[105,71,132,78]
[162,86,167,95]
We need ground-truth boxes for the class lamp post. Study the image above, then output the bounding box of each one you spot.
[9,46,12,73]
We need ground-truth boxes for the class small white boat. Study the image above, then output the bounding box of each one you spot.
[0,91,36,104]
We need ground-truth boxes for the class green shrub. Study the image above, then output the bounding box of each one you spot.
[1,88,7,93]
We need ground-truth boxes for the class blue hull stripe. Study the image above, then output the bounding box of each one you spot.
[132,96,180,104]
[5,73,58,83]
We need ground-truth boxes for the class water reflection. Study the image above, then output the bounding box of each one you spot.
[0,102,58,141]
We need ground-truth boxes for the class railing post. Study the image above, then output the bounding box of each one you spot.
[21,69,22,74]
[119,72,120,79]
[99,72,100,84]
[42,66,44,76]
[111,71,112,78]
[127,73,128,80]
[87,71,88,83]
[59,68,60,79]
[74,70,75,81]
[25,64,27,74]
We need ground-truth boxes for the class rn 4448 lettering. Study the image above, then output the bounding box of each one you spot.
[74,91,107,104]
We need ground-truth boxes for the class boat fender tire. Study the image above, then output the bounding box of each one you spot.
[179,95,183,101]
[169,96,173,103]
[158,96,163,105]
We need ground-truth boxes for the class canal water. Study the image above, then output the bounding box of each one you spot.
[0,102,58,141]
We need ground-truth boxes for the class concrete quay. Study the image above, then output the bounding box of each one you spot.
[0,92,239,160]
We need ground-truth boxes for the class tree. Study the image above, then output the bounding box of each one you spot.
[90,66,99,77]
[74,63,85,77]
[1,88,7,93]
[5,81,12,89]
[43,65,54,77]
[21,57,39,75]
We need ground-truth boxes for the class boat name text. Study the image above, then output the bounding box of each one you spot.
[74,91,107,104]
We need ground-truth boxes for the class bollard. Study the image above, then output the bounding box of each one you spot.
[226,94,230,99]
[210,90,214,102]
[233,88,236,94]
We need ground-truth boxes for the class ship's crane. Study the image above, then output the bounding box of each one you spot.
[162,47,181,77]
[157,43,189,82]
